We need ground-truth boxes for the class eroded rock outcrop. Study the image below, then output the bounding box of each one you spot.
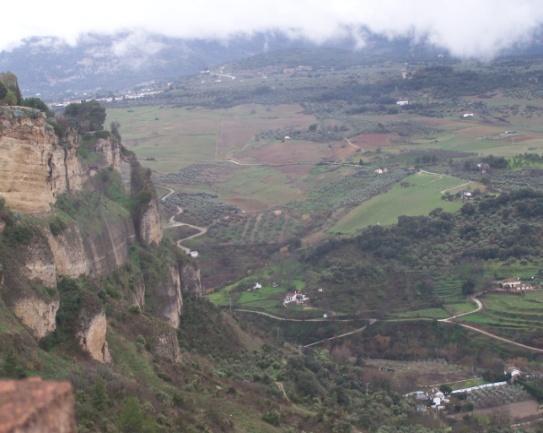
[138,199,163,246]
[77,310,111,363]
[154,331,182,363]
[0,108,85,213]
[46,213,136,279]
[95,137,122,173]
[181,263,203,297]
[13,297,59,340]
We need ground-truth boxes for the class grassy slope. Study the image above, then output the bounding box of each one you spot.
[331,172,469,234]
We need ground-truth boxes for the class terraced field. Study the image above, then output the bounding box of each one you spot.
[463,291,543,338]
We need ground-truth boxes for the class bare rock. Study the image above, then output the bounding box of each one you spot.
[77,311,111,363]
[13,297,59,340]
[181,263,203,297]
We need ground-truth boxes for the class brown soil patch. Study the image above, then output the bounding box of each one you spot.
[245,140,329,165]
[226,196,269,212]
[349,133,397,149]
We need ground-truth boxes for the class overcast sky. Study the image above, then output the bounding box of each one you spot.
[3,0,543,58]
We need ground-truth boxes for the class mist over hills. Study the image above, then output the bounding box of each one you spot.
[0,30,459,100]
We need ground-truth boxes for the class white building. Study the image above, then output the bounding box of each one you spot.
[463,113,475,118]
[283,291,309,306]
[396,100,409,106]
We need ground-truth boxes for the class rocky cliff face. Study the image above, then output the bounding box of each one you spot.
[47,215,136,279]
[157,265,183,329]
[181,263,203,297]
[138,200,163,246]
[0,107,84,213]
[13,297,59,340]
[0,102,196,365]
[77,310,111,363]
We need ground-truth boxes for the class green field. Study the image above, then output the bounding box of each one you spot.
[463,291,543,335]
[331,172,471,234]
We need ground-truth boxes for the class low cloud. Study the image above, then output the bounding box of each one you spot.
[3,0,543,58]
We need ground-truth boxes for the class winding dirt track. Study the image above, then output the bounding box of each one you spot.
[236,296,543,353]
[160,187,208,255]
[159,187,543,354]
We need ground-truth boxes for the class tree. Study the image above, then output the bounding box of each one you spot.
[64,100,106,132]
[21,97,50,115]
[439,384,452,395]
[2,352,26,379]
[118,397,157,433]
[0,82,7,100]
[462,279,476,295]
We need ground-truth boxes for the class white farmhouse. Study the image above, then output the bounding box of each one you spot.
[283,291,309,306]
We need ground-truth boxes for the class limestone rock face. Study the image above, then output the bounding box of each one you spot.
[154,331,182,363]
[22,246,57,289]
[157,265,183,329]
[138,199,163,246]
[95,137,122,172]
[181,263,203,297]
[77,311,111,363]
[13,297,59,340]
[129,276,146,309]
[0,108,84,213]
[46,215,136,279]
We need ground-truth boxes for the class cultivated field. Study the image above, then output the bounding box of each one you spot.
[463,291,543,342]
[107,104,317,172]
[331,171,472,234]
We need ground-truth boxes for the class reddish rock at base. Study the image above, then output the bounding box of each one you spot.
[0,377,76,433]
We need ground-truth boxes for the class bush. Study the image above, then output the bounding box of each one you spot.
[64,100,106,133]
[21,97,50,115]
[0,82,7,100]
[262,410,281,426]
[49,217,67,236]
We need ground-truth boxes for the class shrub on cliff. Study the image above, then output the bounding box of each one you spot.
[0,72,22,105]
[21,97,50,115]
[64,100,106,133]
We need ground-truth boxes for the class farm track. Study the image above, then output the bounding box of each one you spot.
[226,158,361,168]
[236,296,543,354]
[440,296,543,353]
[160,187,208,254]
[160,182,543,354]
[302,325,368,349]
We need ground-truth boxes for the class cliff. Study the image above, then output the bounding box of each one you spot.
[0,107,84,213]
[0,100,192,364]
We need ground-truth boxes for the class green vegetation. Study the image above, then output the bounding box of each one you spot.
[0,72,22,105]
[64,100,107,132]
[332,172,470,234]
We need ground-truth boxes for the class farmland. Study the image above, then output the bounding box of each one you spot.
[331,172,472,234]
[462,291,543,344]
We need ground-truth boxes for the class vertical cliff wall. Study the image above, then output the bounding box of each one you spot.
[0,102,193,365]
[0,107,85,213]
